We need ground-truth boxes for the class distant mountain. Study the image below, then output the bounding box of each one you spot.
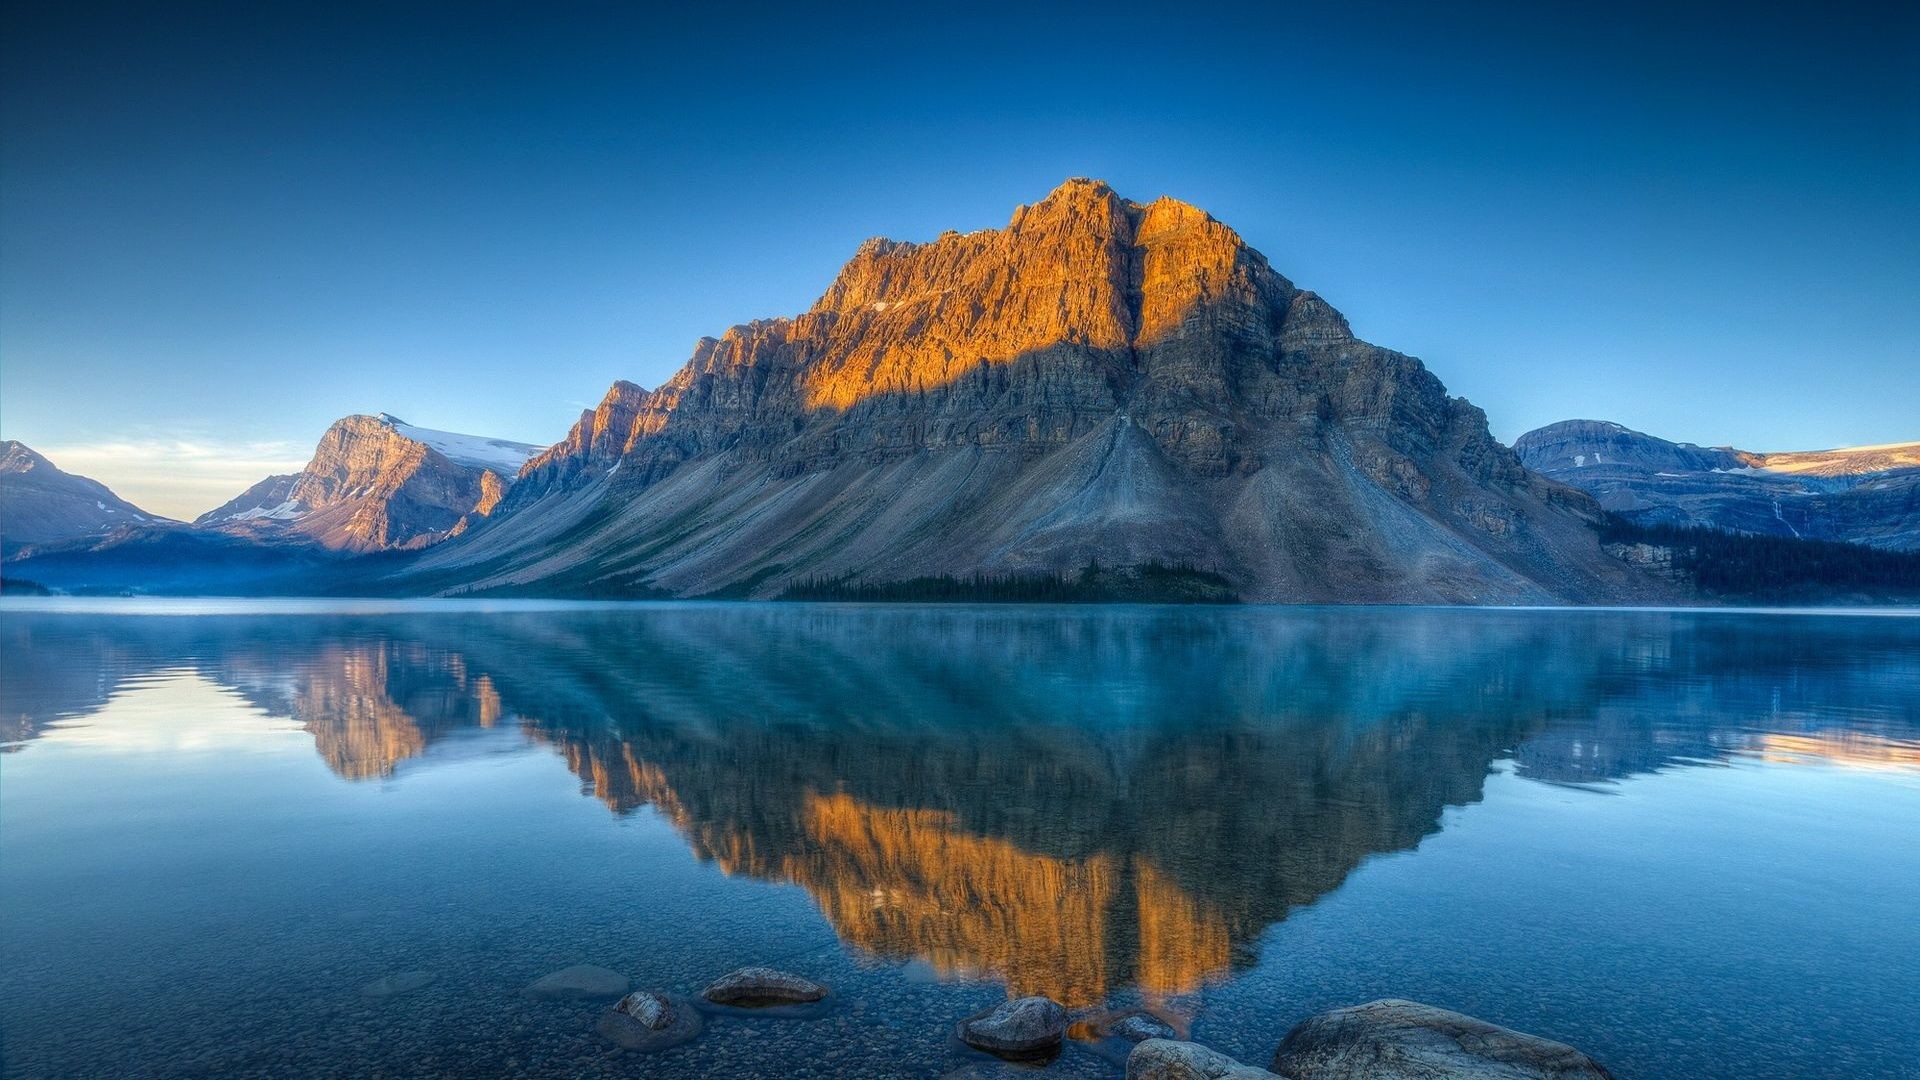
[391,178,1668,603]
[1516,420,1920,551]
[0,441,173,547]
[200,414,542,551]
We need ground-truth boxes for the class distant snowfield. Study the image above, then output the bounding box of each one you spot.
[381,415,543,475]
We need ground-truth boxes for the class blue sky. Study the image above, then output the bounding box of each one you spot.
[3,1,1915,518]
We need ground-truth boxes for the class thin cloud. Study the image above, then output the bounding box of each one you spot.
[35,437,311,521]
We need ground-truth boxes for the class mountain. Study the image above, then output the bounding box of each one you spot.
[199,414,542,551]
[0,441,173,548]
[1516,420,1920,551]
[407,178,1662,603]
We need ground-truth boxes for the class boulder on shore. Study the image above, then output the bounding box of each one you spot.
[1128,1038,1279,1079]
[1269,999,1614,1080]
[959,995,1068,1058]
[596,990,703,1052]
[522,963,632,1001]
[700,966,829,1006]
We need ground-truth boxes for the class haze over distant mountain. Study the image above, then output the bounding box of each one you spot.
[199,414,542,551]
[405,178,1663,603]
[0,441,174,548]
[1516,420,1920,551]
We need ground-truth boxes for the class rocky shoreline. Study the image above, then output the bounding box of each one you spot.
[418,961,1615,1078]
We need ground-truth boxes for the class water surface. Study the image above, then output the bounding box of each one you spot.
[2,601,1917,1078]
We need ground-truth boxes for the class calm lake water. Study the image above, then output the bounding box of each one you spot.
[2,601,1917,1079]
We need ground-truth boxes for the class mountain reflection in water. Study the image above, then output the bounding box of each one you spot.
[4,604,1917,1008]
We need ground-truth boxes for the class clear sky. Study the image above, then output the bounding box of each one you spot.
[3,1,1915,519]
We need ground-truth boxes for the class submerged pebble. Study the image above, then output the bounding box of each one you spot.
[359,970,435,998]
[1105,1011,1180,1043]
[522,964,631,1001]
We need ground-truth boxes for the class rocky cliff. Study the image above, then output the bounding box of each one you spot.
[201,415,541,552]
[417,179,1661,603]
[0,440,172,548]
[1517,420,1920,550]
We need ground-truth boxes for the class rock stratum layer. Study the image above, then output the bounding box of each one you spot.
[199,414,540,552]
[410,179,1660,603]
[1517,420,1920,551]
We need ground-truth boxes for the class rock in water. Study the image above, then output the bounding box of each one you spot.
[522,963,632,1000]
[1128,1039,1280,1078]
[1106,1012,1181,1043]
[1269,999,1614,1080]
[959,995,1068,1058]
[699,966,829,1006]
[359,970,435,998]
[596,990,703,1052]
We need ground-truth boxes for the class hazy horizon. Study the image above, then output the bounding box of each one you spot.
[4,2,1915,520]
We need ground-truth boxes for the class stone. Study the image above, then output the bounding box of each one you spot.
[958,995,1068,1058]
[359,970,434,998]
[699,966,829,1006]
[1107,1011,1180,1043]
[595,990,703,1052]
[1129,1039,1280,1079]
[1269,999,1614,1080]
[522,963,631,1001]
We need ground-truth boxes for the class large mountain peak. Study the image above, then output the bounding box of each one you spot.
[415,179,1662,603]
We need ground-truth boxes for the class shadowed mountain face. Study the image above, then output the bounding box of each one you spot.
[1517,420,1920,551]
[409,179,1661,603]
[7,606,1915,1004]
[0,441,173,549]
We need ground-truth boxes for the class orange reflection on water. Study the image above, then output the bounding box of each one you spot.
[1757,732,1920,771]
[785,791,1233,1005]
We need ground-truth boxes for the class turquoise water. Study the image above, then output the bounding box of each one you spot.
[2,601,1917,1079]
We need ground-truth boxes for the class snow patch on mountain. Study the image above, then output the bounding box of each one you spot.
[379,415,541,475]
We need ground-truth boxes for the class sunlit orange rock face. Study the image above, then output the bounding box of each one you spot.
[435,178,1665,604]
[786,793,1235,1005]
[794,792,1122,1004]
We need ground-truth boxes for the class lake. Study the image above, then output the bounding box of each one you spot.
[2,600,1917,1079]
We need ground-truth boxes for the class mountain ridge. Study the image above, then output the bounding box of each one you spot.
[1517,419,1920,551]
[0,440,174,548]
[405,178,1663,603]
[197,414,541,551]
